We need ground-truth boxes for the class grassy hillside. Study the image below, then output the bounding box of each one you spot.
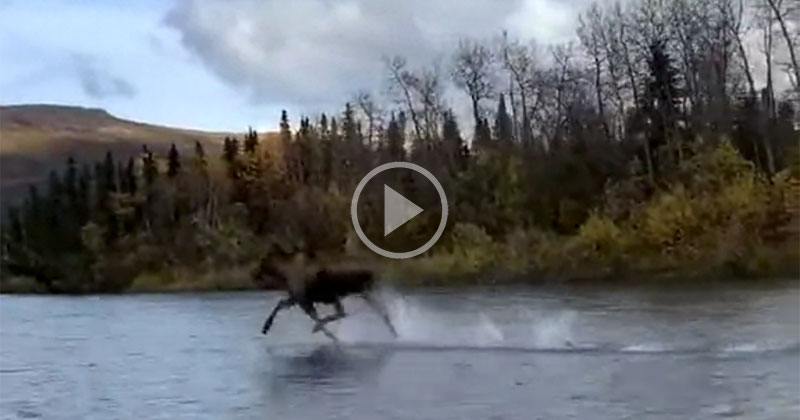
[0,104,241,206]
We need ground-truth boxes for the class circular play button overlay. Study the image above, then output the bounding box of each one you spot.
[351,161,448,259]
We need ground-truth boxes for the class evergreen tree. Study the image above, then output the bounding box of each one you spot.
[640,39,682,175]
[494,94,513,144]
[442,110,468,173]
[340,103,362,183]
[125,157,137,196]
[24,186,42,229]
[103,151,117,193]
[222,137,239,164]
[94,161,109,216]
[319,113,329,137]
[320,115,335,186]
[5,206,24,244]
[280,110,291,146]
[244,127,259,154]
[117,161,128,193]
[78,164,92,221]
[45,170,64,237]
[386,113,406,162]
[64,156,78,201]
[474,117,493,153]
[194,141,206,168]
[167,143,181,178]
[295,117,315,183]
[142,145,158,187]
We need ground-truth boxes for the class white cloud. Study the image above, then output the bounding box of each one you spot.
[164,0,584,110]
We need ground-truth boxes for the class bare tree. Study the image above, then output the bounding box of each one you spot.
[614,1,643,107]
[578,6,612,140]
[451,38,495,128]
[730,0,758,99]
[499,32,537,145]
[764,0,800,92]
[760,3,777,174]
[385,56,423,142]
[354,92,383,146]
[410,64,446,144]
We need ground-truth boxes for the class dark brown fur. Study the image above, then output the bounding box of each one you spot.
[253,257,396,340]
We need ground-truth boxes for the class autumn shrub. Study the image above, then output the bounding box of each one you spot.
[574,213,627,264]
[447,222,499,271]
[633,185,702,257]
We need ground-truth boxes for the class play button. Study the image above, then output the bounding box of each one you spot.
[351,161,449,259]
[383,185,423,236]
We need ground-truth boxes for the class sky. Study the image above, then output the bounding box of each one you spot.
[0,0,583,131]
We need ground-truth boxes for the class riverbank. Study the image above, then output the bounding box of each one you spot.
[3,140,797,295]
[3,239,796,294]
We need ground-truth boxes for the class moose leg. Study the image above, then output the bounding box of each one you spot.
[362,292,398,337]
[312,299,346,333]
[299,301,339,342]
[262,297,295,335]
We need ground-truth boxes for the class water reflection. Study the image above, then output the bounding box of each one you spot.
[267,344,392,390]
[1,285,798,420]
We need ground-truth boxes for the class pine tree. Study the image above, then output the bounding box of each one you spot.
[142,145,158,187]
[78,164,91,221]
[640,39,682,176]
[280,110,291,146]
[5,206,24,244]
[194,141,206,167]
[94,161,109,216]
[386,113,406,162]
[296,117,314,183]
[442,110,468,173]
[25,185,42,228]
[329,116,340,185]
[125,157,137,195]
[340,103,361,183]
[117,161,128,193]
[222,137,239,164]
[244,127,259,154]
[46,170,64,236]
[494,94,513,144]
[320,115,335,186]
[64,156,78,210]
[474,117,493,153]
[103,151,117,193]
[167,143,181,178]
[319,113,329,137]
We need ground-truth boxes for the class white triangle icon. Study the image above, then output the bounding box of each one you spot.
[384,185,423,236]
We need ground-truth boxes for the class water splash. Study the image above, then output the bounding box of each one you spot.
[322,293,800,357]
[475,313,504,346]
[621,343,671,353]
[527,310,577,349]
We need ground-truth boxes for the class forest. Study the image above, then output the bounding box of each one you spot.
[1,0,798,293]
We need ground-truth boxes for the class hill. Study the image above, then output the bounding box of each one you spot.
[0,104,247,206]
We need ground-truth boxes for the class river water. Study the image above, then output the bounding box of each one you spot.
[1,282,798,419]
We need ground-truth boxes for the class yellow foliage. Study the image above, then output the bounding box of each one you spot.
[712,174,769,224]
[448,223,498,270]
[577,213,623,252]
[636,185,699,252]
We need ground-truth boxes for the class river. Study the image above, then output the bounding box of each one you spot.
[1,282,798,419]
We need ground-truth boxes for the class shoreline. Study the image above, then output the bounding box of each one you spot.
[3,252,797,295]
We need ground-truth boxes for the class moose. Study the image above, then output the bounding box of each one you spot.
[253,252,398,341]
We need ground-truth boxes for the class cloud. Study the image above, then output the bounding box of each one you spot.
[73,55,137,99]
[164,0,583,109]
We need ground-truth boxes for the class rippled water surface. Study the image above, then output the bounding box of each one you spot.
[1,282,799,419]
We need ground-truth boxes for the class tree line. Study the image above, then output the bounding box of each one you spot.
[2,0,798,292]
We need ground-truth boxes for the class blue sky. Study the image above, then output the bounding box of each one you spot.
[0,0,581,131]
[0,0,287,131]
